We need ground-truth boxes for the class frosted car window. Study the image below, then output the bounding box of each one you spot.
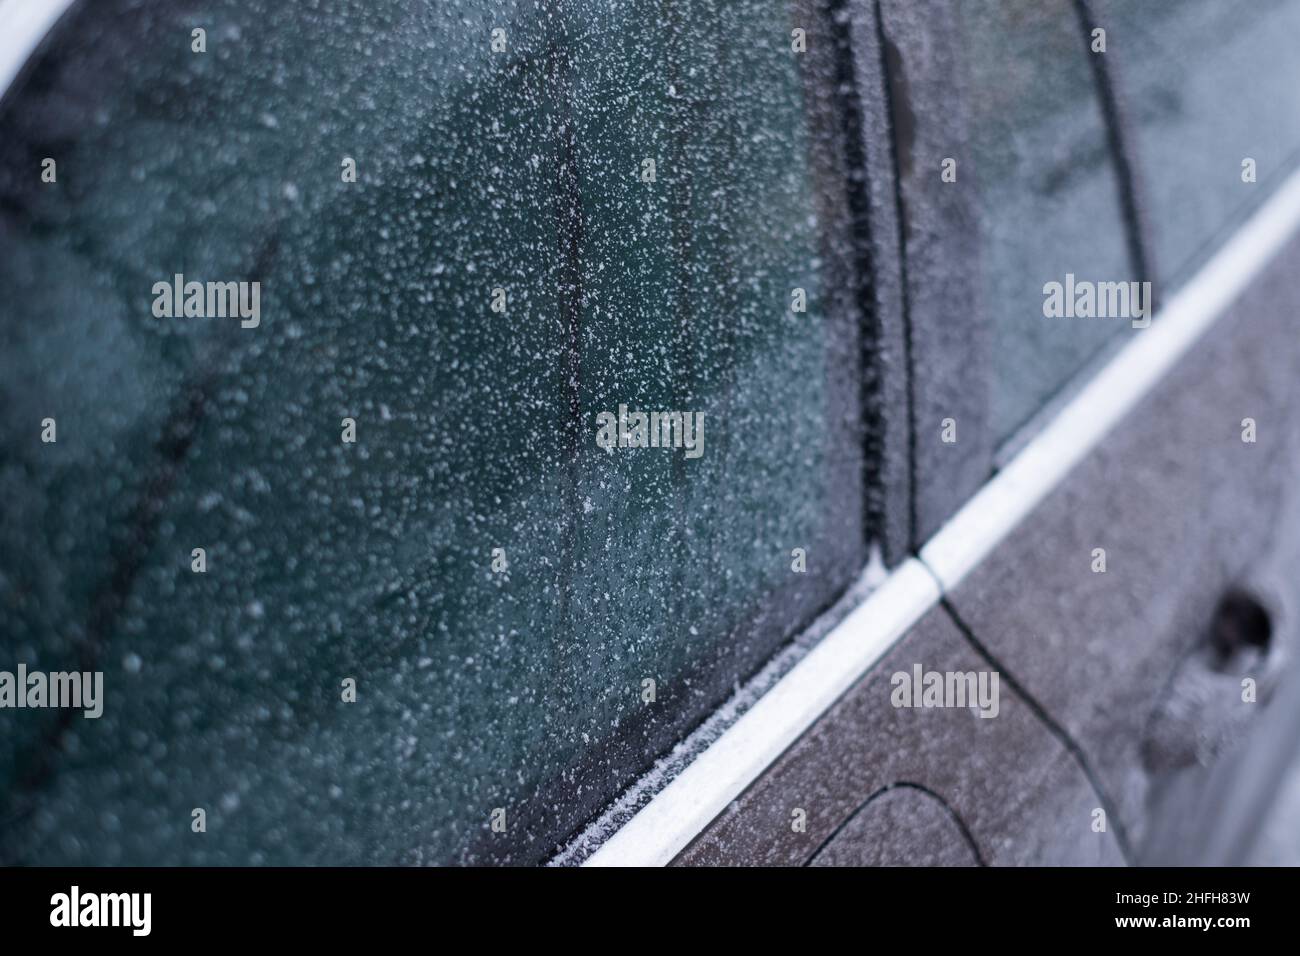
[960,0,1135,445]
[1102,0,1300,286]
[0,0,864,864]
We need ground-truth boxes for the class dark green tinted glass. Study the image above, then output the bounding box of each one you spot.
[0,0,863,863]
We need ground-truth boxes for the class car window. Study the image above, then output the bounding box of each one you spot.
[1102,0,1300,286]
[0,0,866,864]
[958,0,1136,445]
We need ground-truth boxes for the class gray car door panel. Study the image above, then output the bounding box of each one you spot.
[943,235,1300,854]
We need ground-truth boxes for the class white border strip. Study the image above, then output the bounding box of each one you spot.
[0,0,76,99]
[921,164,1300,591]
[586,164,1300,866]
